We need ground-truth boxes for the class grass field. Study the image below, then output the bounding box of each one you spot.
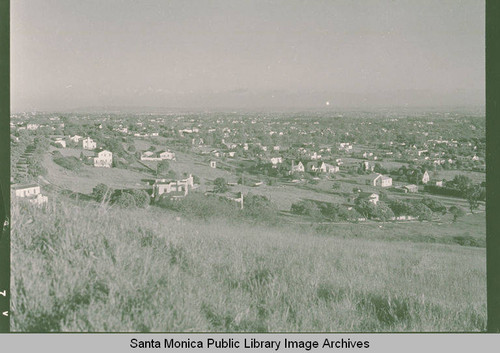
[42,151,154,194]
[11,196,486,332]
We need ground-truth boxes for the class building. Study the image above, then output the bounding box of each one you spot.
[324,163,339,174]
[69,135,83,143]
[152,175,194,199]
[403,184,419,193]
[356,192,379,205]
[422,170,430,184]
[366,174,392,187]
[94,150,113,168]
[11,183,48,206]
[82,137,97,150]
[361,161,375,172]
[12,183,40,198]
[209,160,217,168]
[158,150,176,160]
[54,138,66,148]
[290,161,305,173]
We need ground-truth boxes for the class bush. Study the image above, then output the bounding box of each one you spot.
[53,156,83,171]
[129,189,150,208]
[421,197,447,214]
[157,160,170,176]
[213,177,229,193]
[291,200,322,219]
[242,193,280,224]
[449,205,466,222]
[157,193,237,221]
[92,184,113,203]
[114,192,136,208]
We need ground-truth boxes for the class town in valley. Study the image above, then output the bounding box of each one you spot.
[11,108,485,233]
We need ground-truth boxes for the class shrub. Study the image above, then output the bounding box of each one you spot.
[449,205,466,222]
[129,189,150,208]
[53,156,83,171]
[92,184,113,203]
[213,177,229,193]
[157,160,170,176]
[291,200,322,219]
[242,193,279,224]
[421,197,447,214]
[114,192,136,208]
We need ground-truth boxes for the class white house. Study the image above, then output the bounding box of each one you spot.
[12,183,48,206]
[422,170,430,184]
[324,163,339,174]
[12,183,40,198]
[69,135,83,143]
[291,161,305,173]
[82,137,97,150]
[209,160,217,168]
[159,150,176,160]
[94,150,113,168]
[357,192,379,205]
[152,175,194,198]
[54,138,66,148]
[270,157,283,165]
[367,174,392,187]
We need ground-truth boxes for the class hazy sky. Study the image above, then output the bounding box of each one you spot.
[11,0,485,112]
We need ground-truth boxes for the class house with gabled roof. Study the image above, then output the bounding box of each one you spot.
[82,137,97,150]
[422,170,430,184]
[94,150,112,168]
[290,161,305,174]
[365,173,392,187]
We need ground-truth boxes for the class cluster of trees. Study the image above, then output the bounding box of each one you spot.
[291,200,361,222]
[291,196,455,223]
[424,175,485,213]
[92,183,150,208]
[157,192,279,225]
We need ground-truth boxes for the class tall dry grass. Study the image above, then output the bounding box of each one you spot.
[10,197,486,332]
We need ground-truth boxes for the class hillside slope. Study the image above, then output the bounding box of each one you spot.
[11,198,486,332]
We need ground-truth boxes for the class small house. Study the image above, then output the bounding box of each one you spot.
[94,150,113,168]
[422,170,430,184]
[366,173,392,187]
[403,184,418,193]
[82,137,97,150]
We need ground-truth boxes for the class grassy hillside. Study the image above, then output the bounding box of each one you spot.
[11,197,486,332]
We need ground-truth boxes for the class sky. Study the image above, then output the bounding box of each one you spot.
[11,0,485,112]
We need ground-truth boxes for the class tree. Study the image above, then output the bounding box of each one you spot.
[421,197,447,214]
[92,183,113,203]
[114,192,136,208]
[449,205,465,223]
[372,202,395,222]
[410,202,433,221]
[291,200,322,218]
[465,185,482,213]
[388,199,414,217]
[213,177,229,193]
[129,189,150,208]
[127,144,136,152]
[449,175,473,194]
[157,160,170,176]
[355,199,377,219]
